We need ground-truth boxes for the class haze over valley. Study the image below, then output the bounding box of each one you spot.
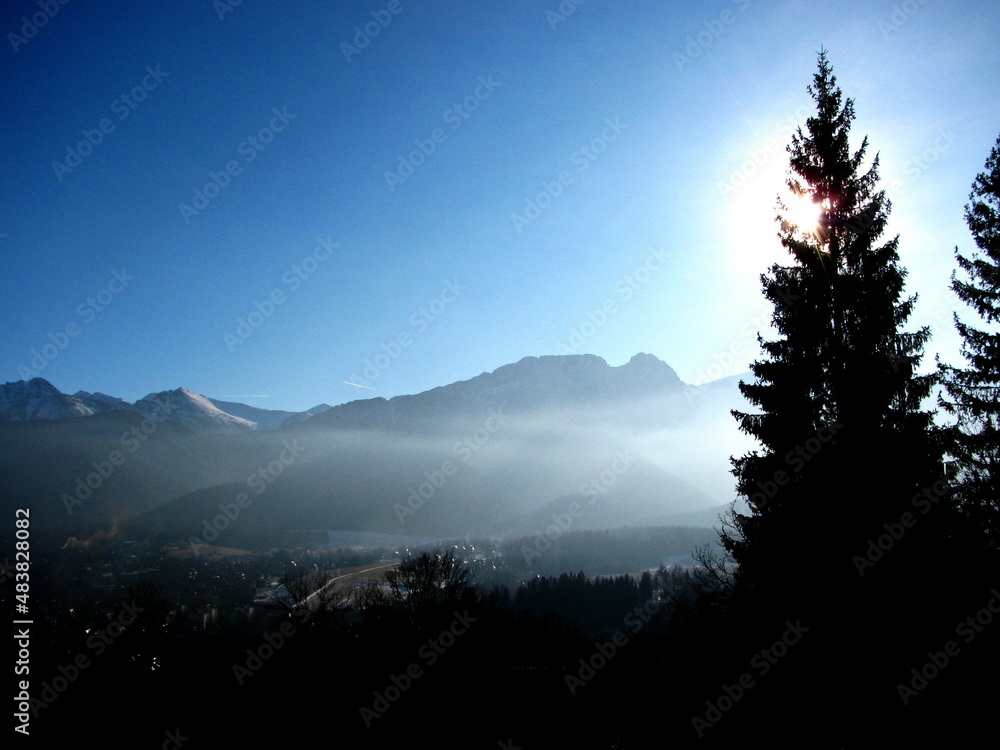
[0,353,752,550]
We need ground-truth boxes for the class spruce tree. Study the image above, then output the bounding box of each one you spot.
[708,50,967,746]
[939,134,1000,548]
[723,51,940,613]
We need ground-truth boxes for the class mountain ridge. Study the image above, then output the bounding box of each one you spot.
[0,353,753,548]
[0,353,697,432]
[300,352,687,431]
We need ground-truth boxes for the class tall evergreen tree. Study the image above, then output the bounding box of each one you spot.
[723,51,940,613]
[708,50,972,747]
[939,134,1000,548]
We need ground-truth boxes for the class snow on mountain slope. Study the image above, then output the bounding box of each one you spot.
[73,390,133,414]
[0,378,95,420]
[0,380,305,432]
[205,397,299,430]
[135,388,258,432]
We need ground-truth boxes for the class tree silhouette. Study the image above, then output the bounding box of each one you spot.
[707,53,973,747]
[359,549,481,630]
[724,50,940,614]
[939,133,1000,549]
[277,566,351,631]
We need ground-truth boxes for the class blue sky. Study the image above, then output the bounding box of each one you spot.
[1,0,998,411]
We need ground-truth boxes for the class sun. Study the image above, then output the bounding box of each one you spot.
[782,186,824,239]
[724,156,827,273]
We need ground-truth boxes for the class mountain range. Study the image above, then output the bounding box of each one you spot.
[0,354,754,550]
[0,377,331,430]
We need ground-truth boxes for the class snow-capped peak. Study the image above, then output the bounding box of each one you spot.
[0,378,95,420]
[135,388,258,432]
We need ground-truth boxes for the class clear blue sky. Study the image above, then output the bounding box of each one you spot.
[2,0,998,411]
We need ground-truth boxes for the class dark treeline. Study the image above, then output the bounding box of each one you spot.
[453,525,718,590]
[506,570,663,635]
[21,551,683,748]
[496,525,716,577]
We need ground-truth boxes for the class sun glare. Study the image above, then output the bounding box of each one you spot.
[724,156,826,273]
[784,189,823,238]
